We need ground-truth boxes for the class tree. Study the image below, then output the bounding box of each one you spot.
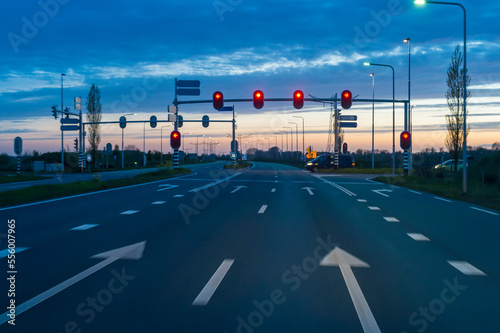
[86,84,102,167]
[445,45,471,173]
[492,142,500,151]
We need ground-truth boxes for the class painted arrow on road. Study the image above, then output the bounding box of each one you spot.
[0,241,146,326]
[157,184,179,192]
[372,189,392,197]
[320,247,381,333]
[230,185,247,193]
[302,187,315,195]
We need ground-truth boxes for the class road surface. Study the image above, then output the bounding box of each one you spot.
[1,162,499,332]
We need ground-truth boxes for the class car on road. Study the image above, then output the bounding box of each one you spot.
[434,159,465,172]
[306,154,354,172]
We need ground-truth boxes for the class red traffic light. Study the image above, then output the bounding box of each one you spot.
[341,90,352,109]
[400,131,411,150]
[342,142,348,154]
[213,91,224,110]
[293,90,304,109]
[253,90,264,109]
[170,130,181,149]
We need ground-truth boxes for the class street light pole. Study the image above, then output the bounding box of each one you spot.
[370,73,375,169]
[283,126,294,157]
[280,131,288,152]
[414,0,468,193]
[364,62,395,175]
[288,121,299,156]
[275,132,284,155]
[292,116,305,158]
[61,73,66,167]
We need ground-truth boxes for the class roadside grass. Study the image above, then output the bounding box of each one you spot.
[318,167,405,175]
[0,174,52,184]
[374,175,500,212]
[224,161,253,169]
[0,168,191,208]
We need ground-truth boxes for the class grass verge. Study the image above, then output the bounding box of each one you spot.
[374,175,500,212]
[0,174,52,184]
[0,168,191,208]
[318,167,405,175]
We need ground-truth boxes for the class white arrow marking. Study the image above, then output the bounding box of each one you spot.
[230,185,247,193]
[302,187,315,195]
[320,247,381,333]
[157,184,179,192]
[0,241,146,326]
[372,189,391,197]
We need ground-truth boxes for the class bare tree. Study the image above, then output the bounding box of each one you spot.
[492,142,500,151]
[445,45,471,173]
[86,84,102,166]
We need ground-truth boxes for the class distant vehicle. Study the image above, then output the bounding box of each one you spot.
[306,154,354,172]
[434,159,464,172]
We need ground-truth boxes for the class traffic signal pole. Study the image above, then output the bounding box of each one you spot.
[173,78,180,169]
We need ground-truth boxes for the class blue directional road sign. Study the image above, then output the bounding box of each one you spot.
[339,115,357,121]
[60,125,79,131]
[176,80,201,96]
[339,122,357,128]
[60,118,80,124]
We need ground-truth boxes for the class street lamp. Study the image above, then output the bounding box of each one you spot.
[160,125,171,166]
[283,126,294,155]
[279,130,288,152]
[275,132,284,154]
[61,73,66,167]
[288,121,299,155]
[121,113,136,169]
[292,116,305,158]
[414,0,468,193]
[370,73,375,169]
[403,37,412,172]
[196,135,205,157]
[263,138,270,151]
[364,62,395,175]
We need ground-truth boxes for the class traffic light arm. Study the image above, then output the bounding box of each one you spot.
[176,97,409,105]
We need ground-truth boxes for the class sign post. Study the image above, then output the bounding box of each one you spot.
[14,137,22,175]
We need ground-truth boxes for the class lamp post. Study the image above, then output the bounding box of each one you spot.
[143,122,146,167]
[61,73,66,167]
[160,125,170,166]
[275,132,284,155]
[288,121,299,156]
[292,116,305,158]
[263,138,270,151]
[414,0,468,193]
[279,131,288,152]
[370,73,375,169]
[283,126,294,156]
[196,135,204,157]
[121,113,136,169]
[403,37,412,172]
[364,62,395,175]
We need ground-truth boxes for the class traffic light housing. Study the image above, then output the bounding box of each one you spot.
[343,143,348,154]
[293,90,304,109]
[74,138,78,151]
[341,90,352,109]
[51,105,58,119]
[400,131,411,150]
[170,130,181,149]
[213,91,224,110]
[178,115,183,128]
[253,90,264,109]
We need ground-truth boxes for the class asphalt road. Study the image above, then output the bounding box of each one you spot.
[0,162,499,332]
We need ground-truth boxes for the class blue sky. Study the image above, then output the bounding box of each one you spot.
[1,0,499,154]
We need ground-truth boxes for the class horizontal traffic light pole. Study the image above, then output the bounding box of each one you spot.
[177,97,409,105]
[82,119,234,125]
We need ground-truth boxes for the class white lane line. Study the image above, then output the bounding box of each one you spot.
[258,205,268,214]
[71,224,98,231]
[372,189,391,197]
[173,195,184,198]
[470,207,499,216]
[365,178,379,184]
[120,210,139,215]
[157,184,179,192]
[357,199,367,203]
[447,261,486,276]
[383,217,400,222]
[271,188,276,193]
[192,259,234,306]
[152,201,166,205]
[368,206,380,211]
[189,173,241,193]
[434,197,452,203]
[0,247,29,259]
[409,190,422,195]
[407,233,430,241]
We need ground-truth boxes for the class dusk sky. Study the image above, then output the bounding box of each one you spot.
[1,0,499,155]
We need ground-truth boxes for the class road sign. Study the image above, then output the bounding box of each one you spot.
[339,122,357,128]
[177,80,201,88]
[60,118,80,124]
[231,152,237,160]
[339,115,357,121]
[14,137,22,155]
[74,97,82,111]
[176,88,201,96]
[168,105,176,113]
[242,154,247,161]
[106,143,112,156]
[60,125,79,131]
[218,106,234,112]
[231,140,238,152]
[119,116,126,129]
[168,114,177,122]
[86,154,92,162]
[202,115,209,128]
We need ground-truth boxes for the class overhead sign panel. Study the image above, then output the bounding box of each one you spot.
[177,80,201,88]
[60,118,80,124]
[176,88,201,96]
[60,125,79,131]
[339,122,357,128]
[339,115,357,121]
